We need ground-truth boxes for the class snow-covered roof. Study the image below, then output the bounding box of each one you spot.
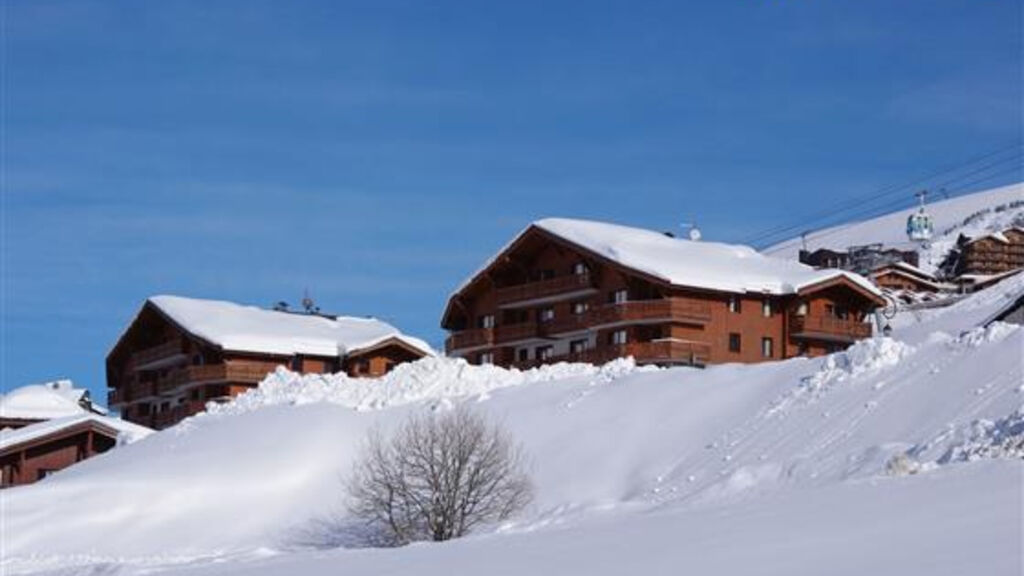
[455,218,882,300]
[872,261,939,281]
[0,381,104,421]
[965,226,1024,246]
[0,414,152,452]
[146,295,434,359]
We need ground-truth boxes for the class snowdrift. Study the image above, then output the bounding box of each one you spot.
[2,277,1023,576]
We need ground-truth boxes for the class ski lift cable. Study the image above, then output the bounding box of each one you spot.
[763,163,1023,250]
[745,146,1024,247]
[739,142,1023,246]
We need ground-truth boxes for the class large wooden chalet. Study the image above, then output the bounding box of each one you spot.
[442,218,885,369]
[956,226,1024,276]
[107,296,433,429]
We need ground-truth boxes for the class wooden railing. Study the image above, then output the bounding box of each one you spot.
[445,327,495,351]
[131,339,185,369]
[495,273,596,305]
[511,340,711,369]
[446,298,713,351]
[789,314,871,341]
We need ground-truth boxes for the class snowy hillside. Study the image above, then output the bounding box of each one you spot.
[764,182,1024,273]
[2,277,1023,575]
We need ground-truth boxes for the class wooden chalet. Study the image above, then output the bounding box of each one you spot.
[0,414,150,488]
[869,262,942,293]
[442,218,885,369]
[107,296,434,429]
[956,226,1024,276]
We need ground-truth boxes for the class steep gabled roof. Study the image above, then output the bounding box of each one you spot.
[446,218,882,318]
[113,296,434,360]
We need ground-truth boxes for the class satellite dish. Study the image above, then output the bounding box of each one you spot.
[681,221,702,241]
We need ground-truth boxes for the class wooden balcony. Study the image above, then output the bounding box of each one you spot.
[445,327,495,352]
[511,339,710,370]
[789,314,872,343]
[495,322,538,343]
[495,273,597,306]
[132,339,186,370]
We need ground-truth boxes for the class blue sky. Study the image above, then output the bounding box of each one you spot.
[3,0,1021,399]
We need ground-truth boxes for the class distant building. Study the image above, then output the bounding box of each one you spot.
[799,244,919,276]
[106,296,434,429]
[954,226,1024,277]
[0,380,149,488]
[442,218,884,369]
[869,262,942,293]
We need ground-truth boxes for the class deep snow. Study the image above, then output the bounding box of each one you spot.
[2,273,1022,575]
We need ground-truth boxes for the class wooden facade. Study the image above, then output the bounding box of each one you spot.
[869,264,941,293]
[107,302,428,429]
[956,227,1024,276]
[0,420,120,488]
[443,226,884,369]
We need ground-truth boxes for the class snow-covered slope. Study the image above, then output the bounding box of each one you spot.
[764,182,1024,273]
[2,277,1022,576]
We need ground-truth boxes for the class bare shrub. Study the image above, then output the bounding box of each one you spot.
[346,407,533,546]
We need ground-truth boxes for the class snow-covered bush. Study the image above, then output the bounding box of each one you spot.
[346,407,533,546]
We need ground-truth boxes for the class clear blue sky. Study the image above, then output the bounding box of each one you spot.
[3,1,1021,400]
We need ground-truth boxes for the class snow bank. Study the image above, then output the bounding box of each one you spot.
[204,356,645,417]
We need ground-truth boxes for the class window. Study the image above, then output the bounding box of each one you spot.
[728,296,741,313]
[796,302,808,316]
[479,352,494,365]
[192,353,204,366]
[517,348,529,361]
[611,329,628,345]
[572,262,589,275]
[761,337,774,358]
[538,269,555,280]
[572,301,589,315]
[797,342,809,356]
[570,339,588,354]
[536,346,554,361]
[611,289,628,304]
[478,314,495,329]
[539,307,555,323]
[728,333,741,353]
[762,299,772,318]
[290,355,303,371]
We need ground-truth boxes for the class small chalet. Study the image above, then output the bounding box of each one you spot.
[0,380,150,488]
[107,295,434,429]
[442,218,885,369]
[869,262,942,293]
[799,244,919,275]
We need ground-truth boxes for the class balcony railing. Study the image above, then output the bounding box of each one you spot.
[789,314,872,342]
[511,339,711,370]
[117,364,274,401]
[132,339,186,369]
[445,327,495,351]
[495,273,596,306]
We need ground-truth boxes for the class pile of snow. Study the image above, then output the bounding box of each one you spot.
[205,356,645,416]
[764,182,1024,274]
[144,295,434,358]
[2,275,1023,575]
[938,409,1024,463]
